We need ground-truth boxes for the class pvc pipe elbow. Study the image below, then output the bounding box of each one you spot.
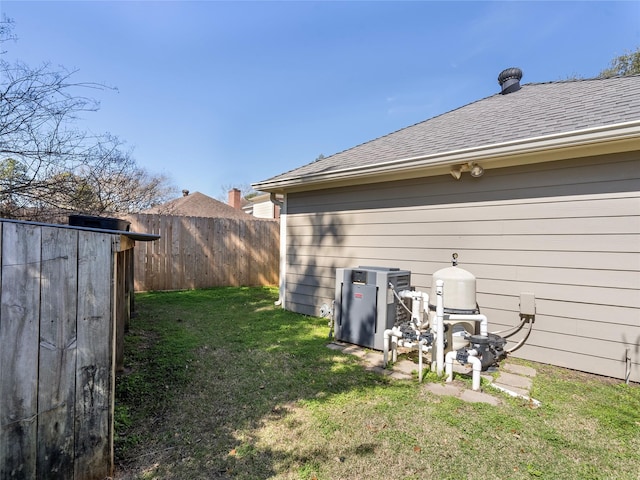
[468,355,482,391]
[445,350,457,382]
[446,314,488,336]
[445,350,481,390]
[421,291,429,308]
[383,327,402,341]
[383,327,403,366]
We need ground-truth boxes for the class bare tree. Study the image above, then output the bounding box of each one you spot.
[0,17,175,221]
[37,139,175,217]
[0,15,16,53]
[71,138,175,214]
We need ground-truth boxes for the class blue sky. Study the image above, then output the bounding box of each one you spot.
[2,1,639,200]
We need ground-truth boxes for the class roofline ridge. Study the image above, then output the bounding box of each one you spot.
[524,73,640,87]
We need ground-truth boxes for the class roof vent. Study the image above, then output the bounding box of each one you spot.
[498,67,523,95]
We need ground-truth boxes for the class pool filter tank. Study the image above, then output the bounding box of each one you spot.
[432,255,477,313]
[430,253,507,371]
[429,253,480,355]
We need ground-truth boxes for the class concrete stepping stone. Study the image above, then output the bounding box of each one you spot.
[491,382,530,399]
[502,363,537,377]
[459,389,502,406]
[495,371,532,390]
[424,382,464,397]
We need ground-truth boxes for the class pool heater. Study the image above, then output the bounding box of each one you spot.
[334,266,411,350]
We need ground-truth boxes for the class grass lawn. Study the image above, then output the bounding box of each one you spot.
[114,287,640,480]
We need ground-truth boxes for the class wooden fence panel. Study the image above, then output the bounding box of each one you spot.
[74,232,114,478]
[0,220,127,479]
[37,227,78,478]
[0,223,41,479]
[126,214,279,291]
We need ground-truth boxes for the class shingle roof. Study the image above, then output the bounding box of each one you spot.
[257,75,640,186]
[142,191,252,219]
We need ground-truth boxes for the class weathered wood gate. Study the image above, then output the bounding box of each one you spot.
[0,219,153,479]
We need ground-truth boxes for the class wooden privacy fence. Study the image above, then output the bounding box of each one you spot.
[126,214,279,292]
[0,219,140,480]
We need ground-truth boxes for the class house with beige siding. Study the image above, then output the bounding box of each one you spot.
[242,192,282,219]
[253,69,640,382]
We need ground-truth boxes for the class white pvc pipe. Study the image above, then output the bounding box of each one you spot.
[446,313,488,336]
[411,295,422,326]
[399,290,429,328]
[391,334,398,363]
[383,329,392,368]
[383,326,402,367]
[435,280,444,376]
[384,287,433,380]
[445,349,482,391]
[468,354,482,391]
[421,292,429,316]
[420,292,429,327]
[445,350,457,382]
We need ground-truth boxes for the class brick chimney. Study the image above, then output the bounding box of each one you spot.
[228,188,242,209]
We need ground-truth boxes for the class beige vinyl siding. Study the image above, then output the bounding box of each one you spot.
[252,201,276,219]
[284,152,640,381]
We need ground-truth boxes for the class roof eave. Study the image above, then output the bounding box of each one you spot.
[253,121,640,194]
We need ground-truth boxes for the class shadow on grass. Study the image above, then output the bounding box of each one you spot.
[114,286,390,479]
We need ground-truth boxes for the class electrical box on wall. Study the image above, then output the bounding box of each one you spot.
[334,267,411,350]
[520,292,536,317]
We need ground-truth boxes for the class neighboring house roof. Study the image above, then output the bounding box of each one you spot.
[254,74,640,192]
[142,191,252,219]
